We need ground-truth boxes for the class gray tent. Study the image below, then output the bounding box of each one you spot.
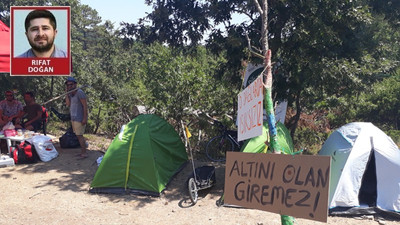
[319,122,400,215]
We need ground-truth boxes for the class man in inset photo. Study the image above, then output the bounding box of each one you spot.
[17,9,67,58]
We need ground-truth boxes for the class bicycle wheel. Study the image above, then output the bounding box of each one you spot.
[206,135,234,162]
[188,177,198,204]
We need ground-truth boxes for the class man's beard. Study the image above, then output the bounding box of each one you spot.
[28,35,55,53]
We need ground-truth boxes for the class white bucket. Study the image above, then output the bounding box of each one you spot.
[0,155,15,167]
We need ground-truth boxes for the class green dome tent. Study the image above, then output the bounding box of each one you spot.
[90,114,188,196]
[241,121,294,154]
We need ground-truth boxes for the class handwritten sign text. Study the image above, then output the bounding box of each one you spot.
[224,152,331,222]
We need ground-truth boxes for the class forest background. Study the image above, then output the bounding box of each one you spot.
[0,0,399,153]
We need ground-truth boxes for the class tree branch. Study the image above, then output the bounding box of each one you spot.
[252,0,264,15]
[246,33,265,59]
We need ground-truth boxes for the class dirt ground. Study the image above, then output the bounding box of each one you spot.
[0,136,399,225]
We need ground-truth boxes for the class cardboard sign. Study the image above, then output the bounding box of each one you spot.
[237,75,264,141]
[11,6,71,76]
[224,152,331,222]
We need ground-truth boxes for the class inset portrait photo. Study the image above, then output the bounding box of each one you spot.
[11,6,71,76]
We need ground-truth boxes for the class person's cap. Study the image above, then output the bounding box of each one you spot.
[65,77,77,84]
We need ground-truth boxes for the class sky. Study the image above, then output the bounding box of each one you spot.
[79,0,248,29]
[79,0,152,28]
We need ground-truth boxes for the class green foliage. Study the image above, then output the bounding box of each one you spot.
[323,97,358,129]
[122,43,235,133]
[320,72,399,133]
[1,0,399,150]
[387,130,400,148]
[293,127,330,155]
[122,0,210,46]
[356,74,400,130]
[125,0,400,139]
[45,120,67,137]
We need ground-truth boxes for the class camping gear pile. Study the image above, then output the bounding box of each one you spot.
[9,135,58,164]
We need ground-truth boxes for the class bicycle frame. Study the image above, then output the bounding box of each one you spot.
[213,119,242,149]
[224,131,240,150]
[205,119,245,162]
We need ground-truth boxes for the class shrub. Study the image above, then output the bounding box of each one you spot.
[387,130,400,148]
[293,127,329,155]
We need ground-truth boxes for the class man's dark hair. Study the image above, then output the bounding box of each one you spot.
[24,9,57,32]
[24,91,35,99]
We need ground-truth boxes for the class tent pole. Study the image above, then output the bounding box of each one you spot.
[124,125,138,190]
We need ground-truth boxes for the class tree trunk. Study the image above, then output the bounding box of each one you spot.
[94,104,102,134]
[50,76,54,101]
[258,1,295,224]
[285,90,302,139]
[261,0,269,55]
[290,91,302,139]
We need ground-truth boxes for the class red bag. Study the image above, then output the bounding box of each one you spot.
[12,141,39,164]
